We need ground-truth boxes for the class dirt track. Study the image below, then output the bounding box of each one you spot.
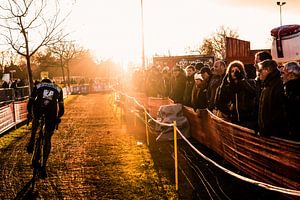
[0,92,288,200]
[0,93,176,199]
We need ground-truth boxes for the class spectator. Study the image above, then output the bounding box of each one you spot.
[145,66,162,97]
[195,62,204,72]
[161,67,171,98]
[10,80,18,99]
[254,51,272,92]
[215,61,256,128]
[244,64,256,79]
[10,79,17,89]
[257,59,288,138]
[183,65,196,106]
[193,67,212,110]
[2,81,9,88]
[199,66,212,83]
[207,60,226,111]
[280,61,300,141]
[169,65,186,104]
[17,79,25,87]
[191,72,207,110]
[253,51,272,130]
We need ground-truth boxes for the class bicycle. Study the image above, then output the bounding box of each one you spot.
[30,115,60,188]
[31,114,46,188]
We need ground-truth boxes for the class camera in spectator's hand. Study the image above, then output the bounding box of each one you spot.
[234,70,243,80]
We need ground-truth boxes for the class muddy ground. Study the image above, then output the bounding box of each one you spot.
[0,93,287,199]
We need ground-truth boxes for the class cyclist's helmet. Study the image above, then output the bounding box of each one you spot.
[41,78,52,83]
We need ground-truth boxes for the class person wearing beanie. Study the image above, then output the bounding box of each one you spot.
[195,62,204,72]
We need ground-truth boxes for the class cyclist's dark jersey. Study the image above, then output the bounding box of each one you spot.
[27,82,64,132]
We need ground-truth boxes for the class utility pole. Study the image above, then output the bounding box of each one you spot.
[277,1,286,26]
[141,0,145,69]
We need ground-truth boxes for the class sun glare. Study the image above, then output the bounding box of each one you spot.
[65,0,300,65]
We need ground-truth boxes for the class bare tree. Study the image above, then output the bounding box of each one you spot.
[199,26,239,60]
[0,50,20,73]
[49,41,84,87]
[0,0,70,93]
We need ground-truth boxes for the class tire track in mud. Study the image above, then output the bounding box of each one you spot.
[0,93,176,199]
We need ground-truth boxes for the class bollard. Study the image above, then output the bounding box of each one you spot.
[144,108,149,146]
[173,120,178,191]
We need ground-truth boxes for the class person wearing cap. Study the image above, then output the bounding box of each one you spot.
[199,66,212,83]
[195,62,204,72]
[281,61,300,141]
[215,60,257,128]
[191,72,207,111]
[191,67,212,110]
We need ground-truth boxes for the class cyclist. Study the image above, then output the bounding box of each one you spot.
[26,78,64,178]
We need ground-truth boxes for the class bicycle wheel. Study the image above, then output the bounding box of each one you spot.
[31,117,45,181]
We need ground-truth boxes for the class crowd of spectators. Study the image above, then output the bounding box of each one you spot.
[1,79,25,89]
[0,79,26,101]
[132,53,300,141]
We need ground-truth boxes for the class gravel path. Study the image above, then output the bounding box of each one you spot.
[0,92,288,200]
[0,93,176,199]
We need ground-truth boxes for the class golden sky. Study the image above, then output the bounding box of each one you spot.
[66,0,300,64]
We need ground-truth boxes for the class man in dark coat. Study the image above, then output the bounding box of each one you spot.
[257,59,288,138]
[281,61,300,141]
[169,65,186,104]
[253,51,272,131]
[183,65,196,107]
[207,60,226,111]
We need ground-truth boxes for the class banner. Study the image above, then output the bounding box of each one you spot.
[2,73,10,83]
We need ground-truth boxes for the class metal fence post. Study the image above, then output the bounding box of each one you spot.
[144,108,149,146]
[173,120,178,191]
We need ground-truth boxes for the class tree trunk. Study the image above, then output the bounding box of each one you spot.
[26,55,34,94]
[66,64,70,88]
[60,58,66,86]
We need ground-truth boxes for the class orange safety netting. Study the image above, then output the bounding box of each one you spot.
[130,94,300,191]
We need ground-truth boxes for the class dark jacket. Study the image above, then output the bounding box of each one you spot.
[27,82,64,132]
[191,79,210,110]
[258,70,288,137]
[161,75,171,98]
[284,78,300,141]
[207,74,223,110]
[215,76,256,128]
[145,69,163,97]
[183,74,195,107]
[169,73,186,104]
